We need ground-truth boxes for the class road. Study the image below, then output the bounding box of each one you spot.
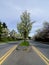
[29,40,49,59]
[0,41,20,58]
[0,40,49,65]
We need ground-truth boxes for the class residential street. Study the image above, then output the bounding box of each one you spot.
[0,41,20,58]
[2,46,46,65]
[0,0,49,65]
[29,40,49,59]
[0,40,49,65]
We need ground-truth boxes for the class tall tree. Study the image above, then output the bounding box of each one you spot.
[0,22,3,40]
[34,22,49,42]
[3,22,7,28]
[17,11,33,41]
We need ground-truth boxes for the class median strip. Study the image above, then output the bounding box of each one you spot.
[32,46,49,65]
[0,45,17,65]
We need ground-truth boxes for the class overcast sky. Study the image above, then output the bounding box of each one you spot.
[0,0,49,36]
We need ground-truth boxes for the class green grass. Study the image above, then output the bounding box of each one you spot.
[20,41,30,46]
[0,37,17,43]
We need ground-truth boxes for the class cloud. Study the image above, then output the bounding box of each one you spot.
[0,0,49,36]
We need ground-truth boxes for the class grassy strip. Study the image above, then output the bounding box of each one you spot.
[0,37,17,43]
[20,41,30,46]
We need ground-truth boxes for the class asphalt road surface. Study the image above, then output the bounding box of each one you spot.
[2,47,46,65]
[0,41,20,58]
[0,40,49,65]
[29,40,49,59]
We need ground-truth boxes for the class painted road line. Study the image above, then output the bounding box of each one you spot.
[32,46,49,65]
[0,45,17,65]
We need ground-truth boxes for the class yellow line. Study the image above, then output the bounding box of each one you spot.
[32,46,49,65]
[0,45,17,65]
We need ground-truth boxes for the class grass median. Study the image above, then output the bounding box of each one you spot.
[19,41,30,46]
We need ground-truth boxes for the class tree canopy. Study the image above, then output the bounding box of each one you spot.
[17,11,33,41]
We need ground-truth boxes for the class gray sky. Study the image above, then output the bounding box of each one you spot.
[0,0,49,36]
